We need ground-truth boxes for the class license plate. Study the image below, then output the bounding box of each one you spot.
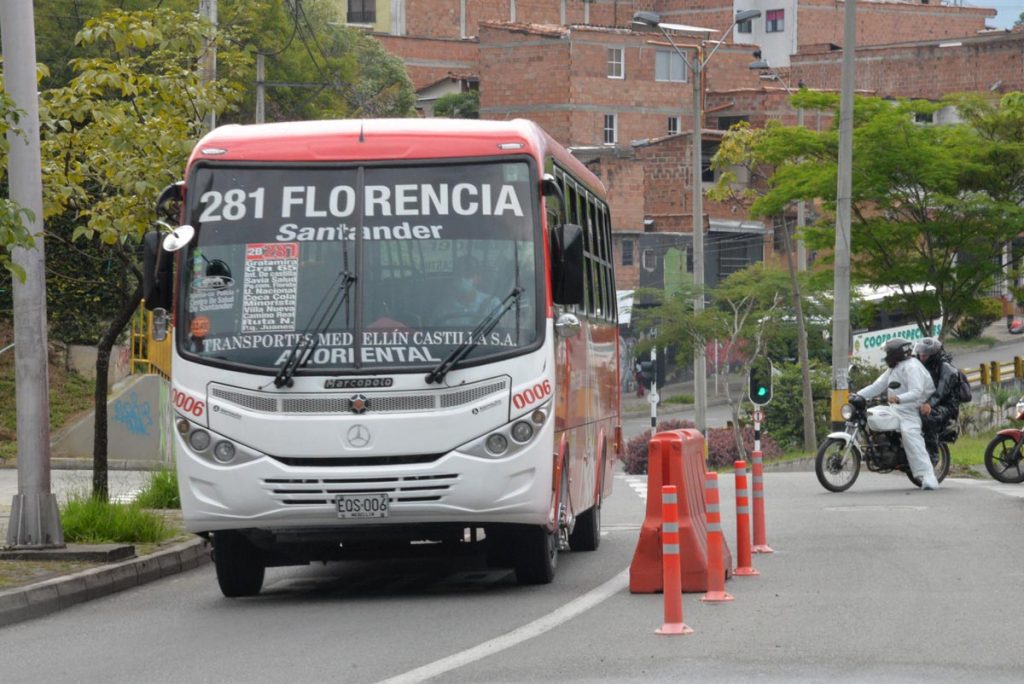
[336,492,390,519]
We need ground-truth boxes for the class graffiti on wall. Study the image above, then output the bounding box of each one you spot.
[112,390,154,436]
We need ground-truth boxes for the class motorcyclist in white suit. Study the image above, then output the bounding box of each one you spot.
[854,337,940,490]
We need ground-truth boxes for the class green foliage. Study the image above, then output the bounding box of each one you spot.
[0,339,95,463]
[134,468,181,509]
[952,297,1002,340]
[434,90,480,119]
[762,361,832,449]
[60,493,172,543]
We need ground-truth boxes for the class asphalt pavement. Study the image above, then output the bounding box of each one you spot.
[0,319,1021,628]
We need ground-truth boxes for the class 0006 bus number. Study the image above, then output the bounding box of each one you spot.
[172,389,205,418]
[512,380,551,410]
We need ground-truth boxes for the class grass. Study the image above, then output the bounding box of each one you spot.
[60,492,175,544]
[663,393,694,406]
[0,340,95,462]
[134,468,181,509]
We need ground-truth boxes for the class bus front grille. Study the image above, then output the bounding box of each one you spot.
[209,378,508,415]
[268,453,445,467]
[261,473,458,505]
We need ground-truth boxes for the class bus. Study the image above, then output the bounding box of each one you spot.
[143,118,621,596]
[850,284,941,367]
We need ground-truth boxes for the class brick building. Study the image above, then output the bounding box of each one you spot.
[352,0,1011,291]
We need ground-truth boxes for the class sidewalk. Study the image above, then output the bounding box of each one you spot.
[0,468,209,628]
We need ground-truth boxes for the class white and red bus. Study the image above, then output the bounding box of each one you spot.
[144,119,621,596]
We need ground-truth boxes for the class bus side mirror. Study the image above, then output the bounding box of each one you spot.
[551,223,584,306]
[142,230,172,312]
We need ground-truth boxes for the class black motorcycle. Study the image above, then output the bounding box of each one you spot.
[815,386,952,492]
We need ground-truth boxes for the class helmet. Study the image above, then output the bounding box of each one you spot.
[883,337,913,369]
[914,336,943,368]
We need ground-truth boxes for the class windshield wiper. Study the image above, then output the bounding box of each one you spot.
[425,287,524,385]
[273,271,356,388]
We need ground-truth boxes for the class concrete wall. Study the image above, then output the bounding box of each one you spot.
[66,344,132,387]
[51,374,173,468]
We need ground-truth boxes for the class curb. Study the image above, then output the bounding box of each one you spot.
[0,535,210,628]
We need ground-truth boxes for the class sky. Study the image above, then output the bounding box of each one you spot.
[978,0,1022,29]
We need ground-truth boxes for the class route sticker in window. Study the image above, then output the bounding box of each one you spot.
[191,315,211,338]
[242,243,299,333]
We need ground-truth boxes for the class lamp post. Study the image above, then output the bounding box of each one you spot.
[633,9,761,435]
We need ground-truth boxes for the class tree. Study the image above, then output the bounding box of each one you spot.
[633,263,804,458]
[33,1,416,122]
[0,82,38,282]
[749,91,1024,342]
[709,118,824,451]
[434,90,480,119]
[36,8,247,500]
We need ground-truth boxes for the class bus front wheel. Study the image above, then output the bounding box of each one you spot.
[512,524,557,585]
[213,531,266,598]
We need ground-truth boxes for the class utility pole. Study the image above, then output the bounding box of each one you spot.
[255,52,265,124]
[692,51,708,435]
[2,0,64,548]
[200,0,217,132]
[831,0,856,429]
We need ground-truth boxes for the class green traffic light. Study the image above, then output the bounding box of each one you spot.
[757,387,767,397]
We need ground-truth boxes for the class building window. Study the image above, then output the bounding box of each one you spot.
[668,116,679,135]
[607,47,624,79]
[603,114,617,145]
[766,9,784,33]
[717,115,749,131]
[655,49,687,83]
[622,239,634,266]
[737,19,753,34]
[914,111,934,125]
[348,0,375,24]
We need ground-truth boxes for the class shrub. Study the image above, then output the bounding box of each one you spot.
[134,468,181,509]
[61,493,173,544]
[953,297,1002,340]
[621,418,782,474]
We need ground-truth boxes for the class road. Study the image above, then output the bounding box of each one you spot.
[5,437,1024,681]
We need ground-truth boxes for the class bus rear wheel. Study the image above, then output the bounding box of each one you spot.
[512,525,557,585]
[213,531,265,598]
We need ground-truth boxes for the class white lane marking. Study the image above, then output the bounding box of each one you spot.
[620,473,648,501]
[374,569,630,684]
[954,478,1024,499]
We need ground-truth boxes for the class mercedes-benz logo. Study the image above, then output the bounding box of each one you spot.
[350,393,369,414]
[347,424,371,448]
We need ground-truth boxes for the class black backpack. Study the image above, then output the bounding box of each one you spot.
[953,366,972,404]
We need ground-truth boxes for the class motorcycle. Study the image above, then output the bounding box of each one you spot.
[815,383,952,492]
[983,397,1024,483]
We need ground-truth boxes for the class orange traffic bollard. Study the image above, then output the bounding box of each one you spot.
[734,460,759,577]
[751,452,773,554]
[701,472,734,603]
[656,485,694,635]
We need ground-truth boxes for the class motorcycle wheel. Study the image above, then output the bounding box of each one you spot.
[815,438,861,492]
[984,434,1024,484]
[907,442,951,487]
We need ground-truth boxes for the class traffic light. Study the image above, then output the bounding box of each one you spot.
[748,358,773,406]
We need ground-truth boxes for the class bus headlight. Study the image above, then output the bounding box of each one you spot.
[176,418,263,466]
[841,404,854,421]
[510,421,534,443]
[213,441,236,463]
[485,434,509,455]
[188,429,212,451]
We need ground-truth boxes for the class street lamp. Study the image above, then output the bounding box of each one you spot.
[633,9,761,435]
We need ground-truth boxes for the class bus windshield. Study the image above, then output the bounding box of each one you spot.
[179,160,541,373]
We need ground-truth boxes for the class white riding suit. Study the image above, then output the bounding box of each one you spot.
[858,357,937,481]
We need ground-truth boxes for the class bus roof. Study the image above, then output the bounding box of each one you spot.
[187,118,606,200]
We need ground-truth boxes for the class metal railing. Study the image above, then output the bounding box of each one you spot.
[130,305,171,380]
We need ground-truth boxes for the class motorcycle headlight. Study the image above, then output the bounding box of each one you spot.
[841,404,854,421]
